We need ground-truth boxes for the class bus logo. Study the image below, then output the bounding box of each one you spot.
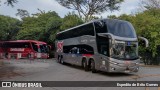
[10,48,24,52]
[57,41,63,52]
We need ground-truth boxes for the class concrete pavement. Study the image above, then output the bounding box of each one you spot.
[0,59,160,90]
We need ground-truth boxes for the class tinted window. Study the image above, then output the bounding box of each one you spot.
[31,43,38,52]
[56,23,94,40]
[40,45,45,53]
[96,36,109,56]
[4,42,31,48]
[78,23,94,36]
[39,44,48,53]
[107,20,136,38]
[63,45,94,54]
[94,20,107,33]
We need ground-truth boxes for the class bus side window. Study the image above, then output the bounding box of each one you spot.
[40,45,46,53]
[70,47,79,54]
[96,36,109,56]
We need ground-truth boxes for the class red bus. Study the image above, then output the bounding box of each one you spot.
[1,40,50,59]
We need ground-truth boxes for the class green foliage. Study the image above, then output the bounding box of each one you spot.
[15,10,84,44]
[141,0,160,10]
[0,15,21,40]
[60,12,83,30]
[16,9,30,19]
[134,9,160,57]
[16,11,62,43]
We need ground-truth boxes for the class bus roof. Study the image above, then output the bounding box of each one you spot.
[3,40,47,44]
[56,18,127,35]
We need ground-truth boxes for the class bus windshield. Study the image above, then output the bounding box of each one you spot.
[32,43,49,53]
[111,41,138,60]
[40,44,49,53]
[107,20,137,38]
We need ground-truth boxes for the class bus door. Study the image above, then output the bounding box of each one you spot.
[96,35,110,70]
[96,36,110,70]
[94,21,110,70]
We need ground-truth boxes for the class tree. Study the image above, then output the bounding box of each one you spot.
[56,0,124,22]
[16,10,62,44]
[0,15,21,40]
[141,0,160,9]
[0,0,18,7]
[107,15,117,19]
[16,9,30,19]
[60,12,83,30]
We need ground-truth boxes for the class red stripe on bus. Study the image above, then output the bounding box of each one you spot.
[82,54,93,57]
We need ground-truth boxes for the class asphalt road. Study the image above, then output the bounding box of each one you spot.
[0,59,160,90]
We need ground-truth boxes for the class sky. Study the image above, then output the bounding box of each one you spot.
[0,0,140,19]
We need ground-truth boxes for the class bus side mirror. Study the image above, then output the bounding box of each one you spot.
[138,36,149,47]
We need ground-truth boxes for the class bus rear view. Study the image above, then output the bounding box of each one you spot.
[55,19,148,73]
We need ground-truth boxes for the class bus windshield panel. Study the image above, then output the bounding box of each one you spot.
[111,41,138,60]
[107,20,137,38]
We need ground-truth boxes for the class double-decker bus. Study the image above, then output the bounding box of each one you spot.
[55,19,148,73]
[2,40,50,59]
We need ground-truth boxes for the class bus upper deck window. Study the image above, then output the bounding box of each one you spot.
[94,21,107,33]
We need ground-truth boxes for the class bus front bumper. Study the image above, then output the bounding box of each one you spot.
[108,63,139,73]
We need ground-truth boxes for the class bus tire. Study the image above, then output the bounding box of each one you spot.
[91,60,97,73]
[82,58,89,71]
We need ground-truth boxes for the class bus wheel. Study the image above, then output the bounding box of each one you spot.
[91,60,97,73]
[82,59,89,71]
